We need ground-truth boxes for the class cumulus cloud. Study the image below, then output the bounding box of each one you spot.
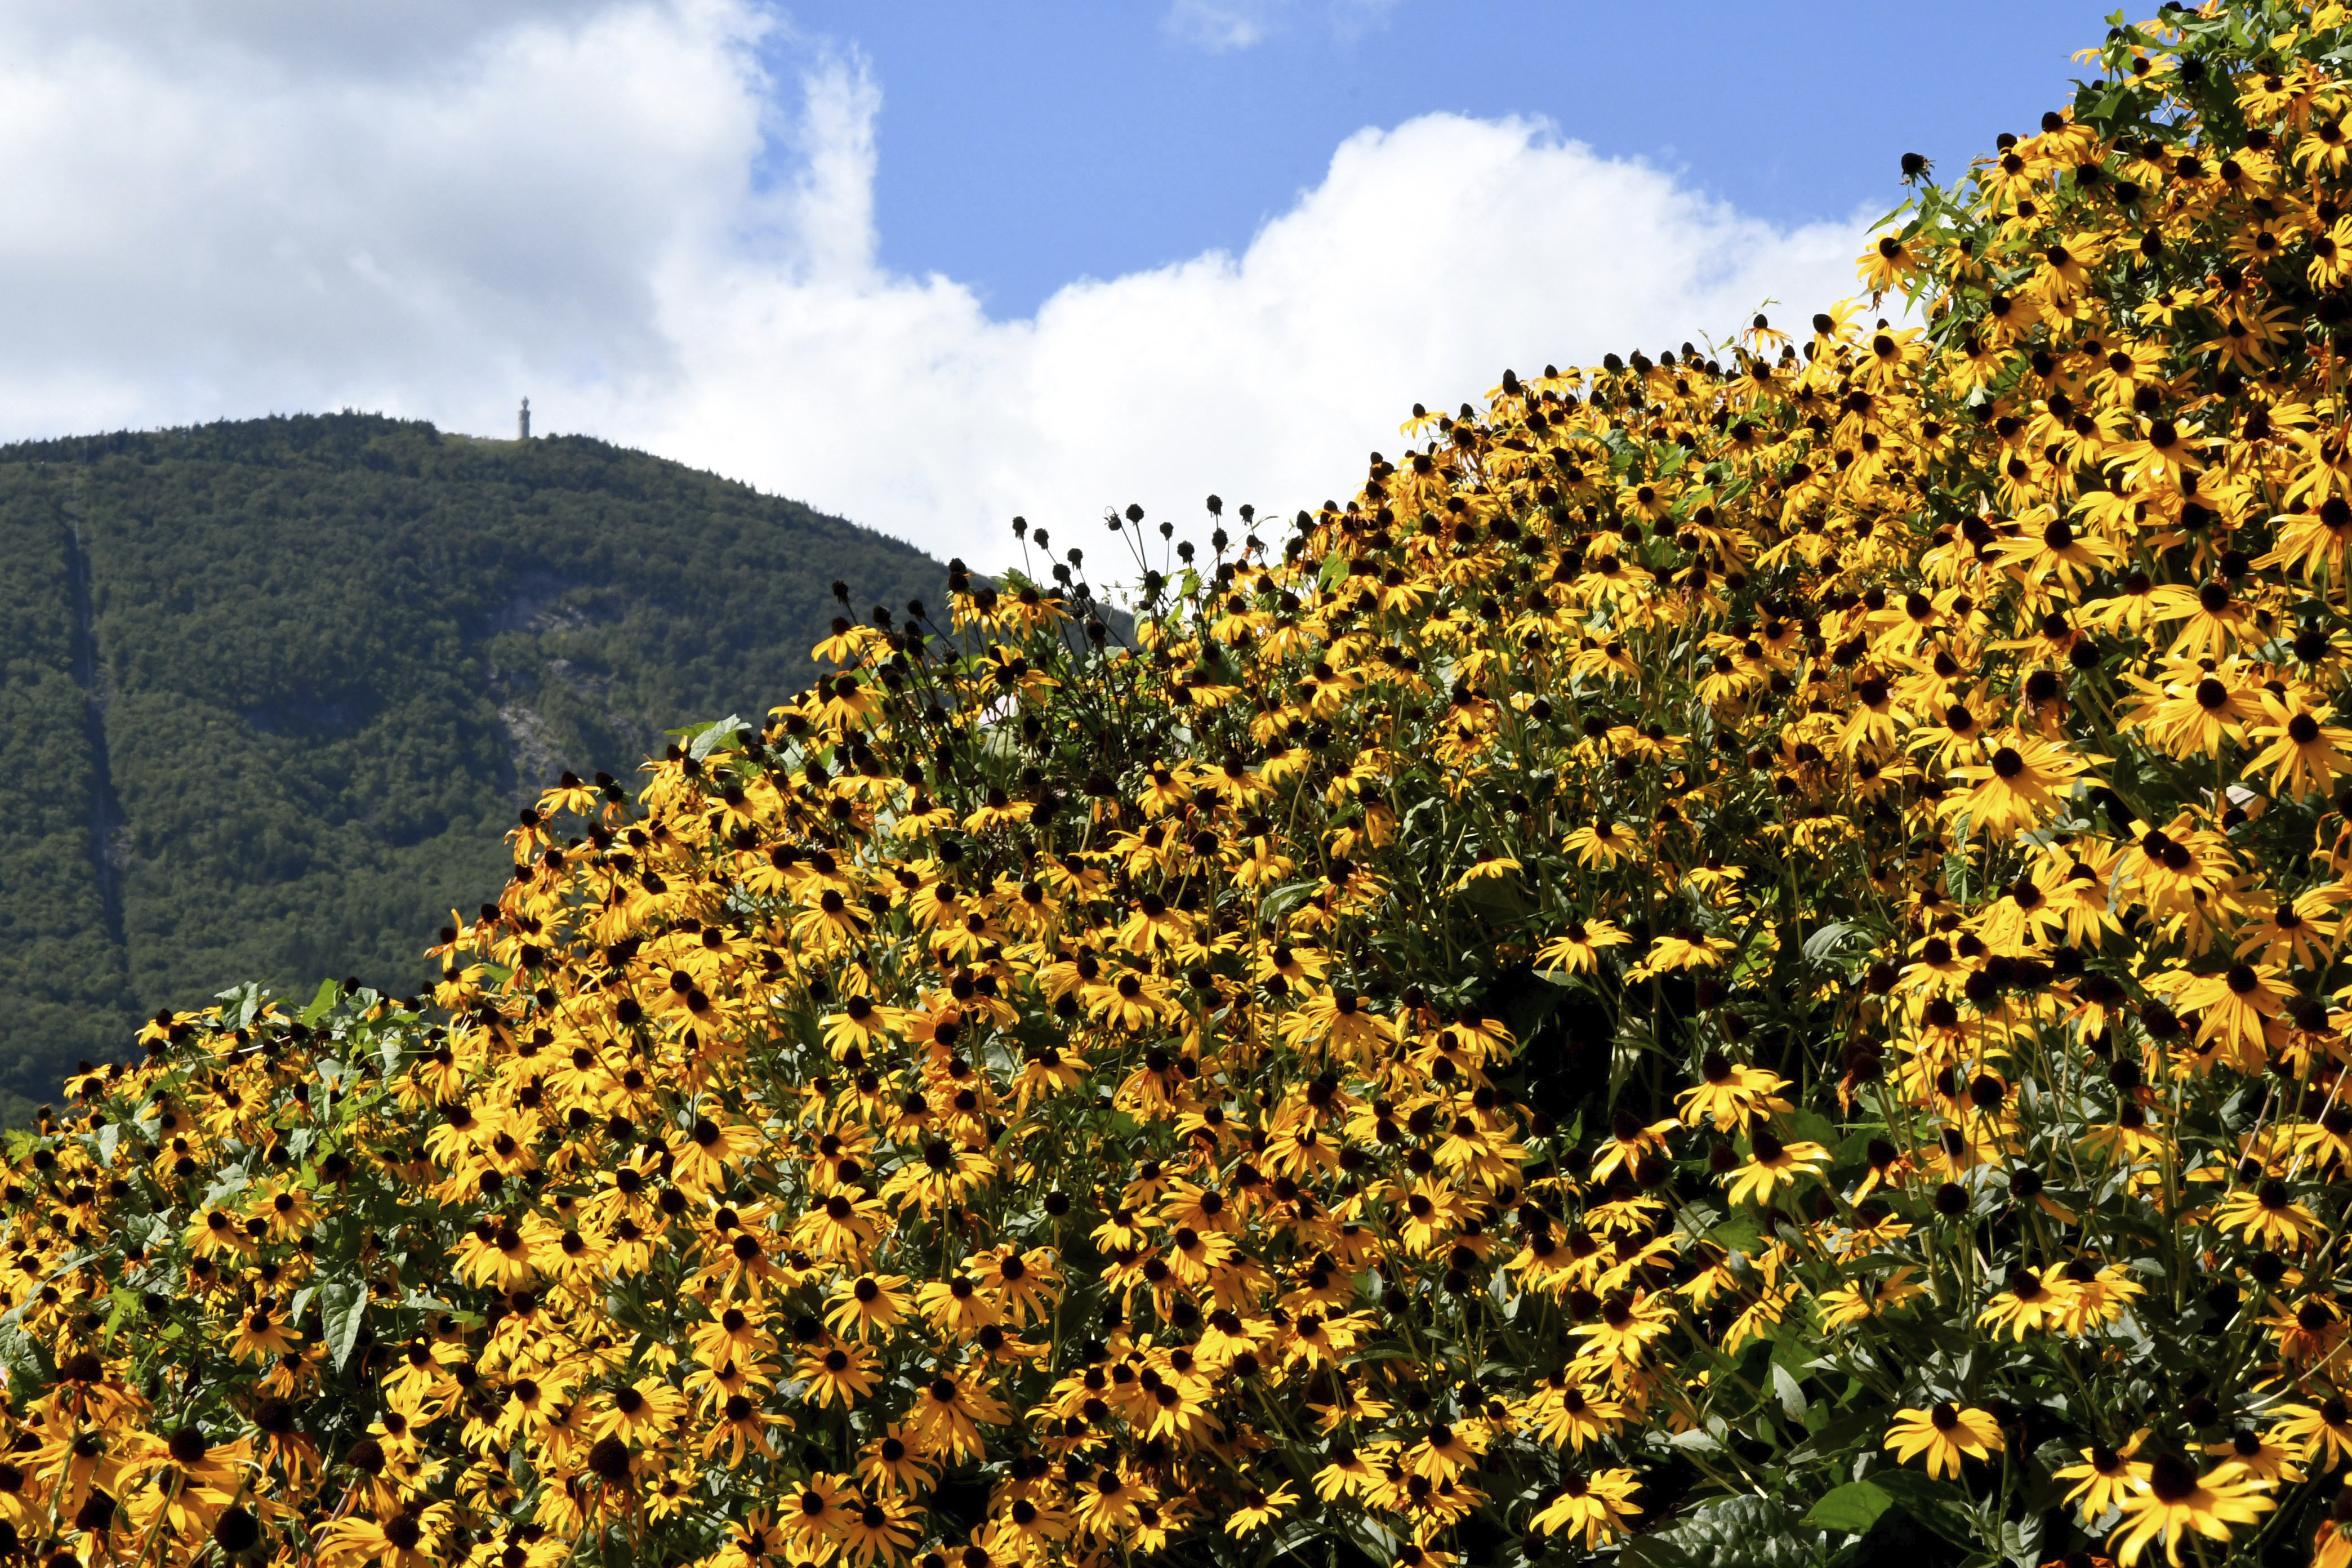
[0,0,1876,574]
[0,0,767,432]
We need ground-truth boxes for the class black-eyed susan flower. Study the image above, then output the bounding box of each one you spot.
[1529,1467,1642,1549]
[2106,1452,2274,1567]
[1885,1402,2003,1480]
[1721,1125,1830,1206]
[2055,1433,2150,1525]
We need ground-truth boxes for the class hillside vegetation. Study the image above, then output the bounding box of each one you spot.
[0,416,951,1108]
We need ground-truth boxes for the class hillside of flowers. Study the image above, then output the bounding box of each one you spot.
[23,3,2352,1566]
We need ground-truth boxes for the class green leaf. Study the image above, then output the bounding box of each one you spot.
[1787,1108,1838,1150]
[1706,1210,1763,1257]
[1672,1198,1722,1241]
[301,978,341,1026]
[1258,879,1321,921]
[1868,1469,1979,1547]
[1802,1480,1893,1534]
[688,715,748,760]
[322,1279,368,1372]
[1770,1362,1808,1422]
[1318,554,1348,591]
[1781,1404,1878,1465]
[1455,874,1532,924]
[213,981,264,1030]
[131,1210,177,1258]
[1998,1514,2044,1568]
[1866,197,1917,233]
[1622,1495,1811,1568]
[1833,1124,1893,1170]
[0,1322,54,1406]
[199,1165,252,1210]
[1800,921,1863,966]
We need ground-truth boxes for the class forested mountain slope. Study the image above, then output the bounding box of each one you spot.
[0,414,952,1110]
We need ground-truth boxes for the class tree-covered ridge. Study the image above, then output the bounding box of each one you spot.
[0,415,954,1107]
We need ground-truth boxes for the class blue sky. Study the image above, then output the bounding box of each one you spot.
[0,0,2123,566]
[776,0,2115,317]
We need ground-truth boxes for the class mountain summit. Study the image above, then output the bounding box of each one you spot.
[0,413,949,1109]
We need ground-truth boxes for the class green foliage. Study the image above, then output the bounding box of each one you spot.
[0,413,950,1103]
[0,486,119,1119]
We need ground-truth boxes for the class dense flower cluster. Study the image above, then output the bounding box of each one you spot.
[23,3,2352,1566]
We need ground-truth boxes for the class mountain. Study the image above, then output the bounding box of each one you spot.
[0,413,953,1113]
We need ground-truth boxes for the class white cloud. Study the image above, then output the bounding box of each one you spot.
[0,0,1875,577]
[1164,0,1284,51]
[1163,0,1403,52]
[0,0,768,430]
